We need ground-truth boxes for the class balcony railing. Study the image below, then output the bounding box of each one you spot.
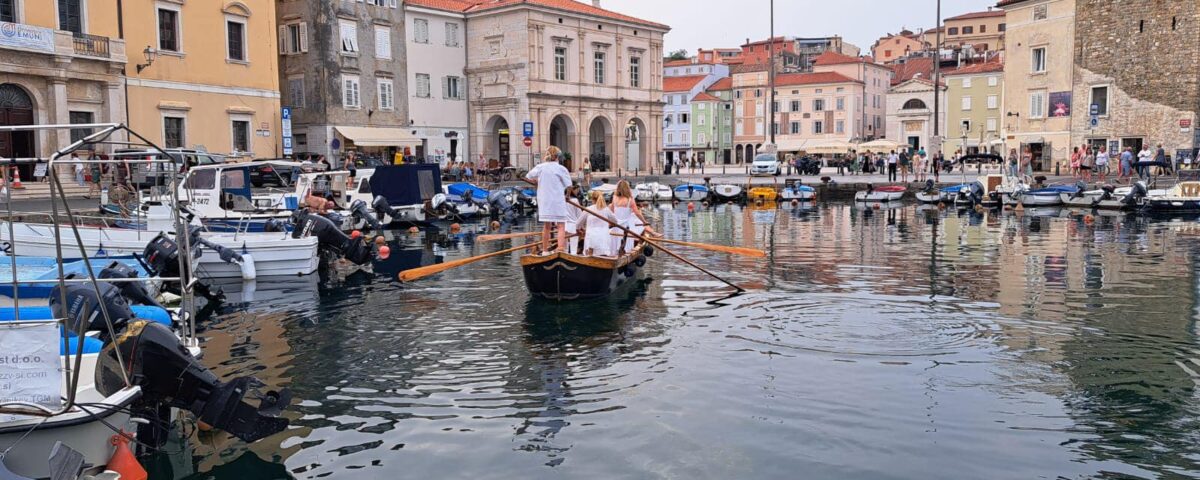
[72,33,110,58]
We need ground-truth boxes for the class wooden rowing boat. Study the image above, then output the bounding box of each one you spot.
[520,243,648,301]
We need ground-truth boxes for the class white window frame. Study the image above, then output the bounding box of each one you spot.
[413,18,429,44]
[339,19,359,55]
[342,75,361,108]
[594,50,606,85]
[986,118,997,132]
[961,96,972,111]
[698,132,706,144]
[229,114,252,154]
[378,78,394,110]
[445,21,459,47]
[987,75,998,87]
[987,94,998,110]
[374,25,392,60]
[155,2,182,54]
[962,77,972,88]
[1029,90,1046,119]
[735,119,744,136]
[1089,84,1110,117]
[836,97,845,111]
[1031,46,1047,73]
[444,75,463,100]
[161,112,187,149]
[554,46,567,81]
[280,22,309,55]
[415,73,431,98]
[224,14,247,63]
[629,56,641,87]
[697,114,705,126]
[790,121,800,134]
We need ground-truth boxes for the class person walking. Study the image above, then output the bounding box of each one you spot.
[932,152,942,182]
[527,146,573,253]
[886,150,898,182]
[1137,145,1153,180]
[1095,146,1109,182]
[1020,147,1033,183]
[1119,146,1134,182]
[87,151,103,198]
[1080,146,1094,183]
[1007,148,1019,178]
[1154,143,1170,175]
[913,149,925,183]
[343,151,358,189]
[581,156,593,187]
[72,153,85,187]
[899,149,911,183]
[1070,147,1082,179]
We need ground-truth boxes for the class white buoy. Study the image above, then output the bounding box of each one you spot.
[239,253,256,280]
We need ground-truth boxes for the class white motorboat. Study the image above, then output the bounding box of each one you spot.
[177,163,292,232]
[710,184,744,202]
[854,185,906,202]
[0,222,318,278]
[634,182,672,202]
[1018,184,1079,207]
[779,181,815,201]
[1059,182,1159,209]
[590,183,617,201]
[673,183,709,202]
[1147,181,1200,212]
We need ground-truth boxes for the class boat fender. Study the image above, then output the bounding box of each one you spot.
[240,254,256,281]
[634,255,647,267]
[643,246,654,257]
[107,433,147,480]
[621,266,634,278]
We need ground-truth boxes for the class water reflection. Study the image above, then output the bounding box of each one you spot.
[168,202,1200,478]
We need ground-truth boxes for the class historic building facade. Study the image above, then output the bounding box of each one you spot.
[0,0,126,173]
[405,0,469,165]
[999,0,1076,172]
[1070,0,1200,161]
[943,61,1005,155]
[277,0,411,159]
[691,77,733,165]
[464,1,668,173]
[886,78,946,153]
[127,0,280,159]
[942,9,1007,53]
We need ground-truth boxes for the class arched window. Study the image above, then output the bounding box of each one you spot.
[902,99,927,110]
[0,84,34,109]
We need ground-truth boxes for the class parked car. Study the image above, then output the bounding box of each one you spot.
[751,153,780,176]
[111,148,224,189]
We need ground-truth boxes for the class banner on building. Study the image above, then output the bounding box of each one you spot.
[0,22,56,54]
[1048,92,1072,118]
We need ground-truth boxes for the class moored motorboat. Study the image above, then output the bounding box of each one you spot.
[854,185,906,202]
[673,183,709,202]
[711,184,744,202]
[1019,184,1078,207]
[634,182,671,202]
[915,183,972,203]
[1059,181,1155,209]
[520,243,648,301]
[591,182,618,201]
[779,180,815,201]
[1147,181,1200,212]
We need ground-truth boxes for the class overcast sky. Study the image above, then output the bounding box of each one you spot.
[602,0,1000,54]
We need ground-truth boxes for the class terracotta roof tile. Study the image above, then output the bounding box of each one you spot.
[812,51,878,66]
[465,0,668,29]
[707,77,733,91]
[692,92,722,102]
[889,57,935,85]
[945,9,1006,21]
[663,75,708,92]
[944,60,1005,76]
[776,71,861,87]
[406,0,478,12]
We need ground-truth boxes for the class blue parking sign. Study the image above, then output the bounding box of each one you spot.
[523,121,533,138]
[282,107,292,120]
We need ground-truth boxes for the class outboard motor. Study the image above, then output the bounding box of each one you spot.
[349,199,385,233]
[923,179,936,193]
[141,232,224,303]
[373,195,403,222]
[1099,184,1116,201]
[487,189,516,221]
[292,209,374,265]
[98,261,165,310]
[95,320,291,444]
[49,281,136,341]
[1072,181,1087,199]
[263,218,287,233]
[1122,181,1149,206]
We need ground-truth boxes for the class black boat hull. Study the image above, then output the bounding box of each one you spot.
[521,245,646,301]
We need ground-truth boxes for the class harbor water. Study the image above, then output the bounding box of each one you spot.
[153,202,1200,479]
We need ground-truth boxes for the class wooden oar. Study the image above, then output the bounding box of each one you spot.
[611,234,765,258]
[477,231,539,242]
[399,239,545,282]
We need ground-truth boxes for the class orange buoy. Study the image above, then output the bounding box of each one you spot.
[407,226,420,234]
[687,202,695,213]
[350,230,362,240]
[872,203,881,210]
[449,223,461,233]
[108,433,148,480]
[489,220,501,230]
[1083,214,1095,224]
[378,245,391,259]
[373,235,386,246]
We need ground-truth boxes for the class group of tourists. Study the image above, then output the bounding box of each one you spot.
[529,146,659,258]
[663,154,704,175]
[68,151,131,199]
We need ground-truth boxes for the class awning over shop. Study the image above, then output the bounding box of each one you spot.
[335,126,422,147]
[775,139,809,152]
[806,139,854,154]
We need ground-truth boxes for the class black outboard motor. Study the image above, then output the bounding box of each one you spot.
[1099,184,1116,201]
[263,218,287,233]
[923,179,936,194]
[1122,181,1149,206]
[142,232,224,303]
[292,209,373,264]
[487,189,516,221]
[49,281,136,341]
[1072,180,1087,199]
[372,195,403,222]
[95,320,291,443]
[98,261,165,310]
[349,199,385,233]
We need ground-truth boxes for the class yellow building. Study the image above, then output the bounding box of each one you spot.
[124,0,280,159]
[1000,0,1075,172]
[943,9,1007,53]
[0,0,126,174]
[943,61,1005,156]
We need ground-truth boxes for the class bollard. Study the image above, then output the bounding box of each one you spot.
[1055,162,1060,176]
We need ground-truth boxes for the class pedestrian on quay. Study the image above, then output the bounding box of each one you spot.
[932,152,942,182]
[663,156,672,175]
[1119,146,1134,182]
[913,149,925,183]
[899,149,911,183]
[1080,146,1094,183]
[698,155,705,174]
[1070,147,1082,179]
[343,151,358,189]
[1007,148,1018,178]
[87,151,103,199]
[527,145,573,253]
[875,153,885,175]
[582,156,593,187]
[1020,147,1033,183]
[1137,145,1153,179]
[886,150,898,182]
[72,152,85,187]
[1184,152,1194,170]
[1095,146,1109,182]
[836,155,845,176]
[1155,144,1171,175]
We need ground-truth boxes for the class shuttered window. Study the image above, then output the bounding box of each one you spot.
[378,79,394,110]
[445,22,459,47]
[339,20,358,54]
[416,73,431,98]
[414,18,428,44]
[375,26,391,59]
[343,75,361,108]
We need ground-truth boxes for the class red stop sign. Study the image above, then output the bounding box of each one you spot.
[523,137,533,147]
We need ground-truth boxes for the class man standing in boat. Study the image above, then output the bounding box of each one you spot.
[527,146,573,253]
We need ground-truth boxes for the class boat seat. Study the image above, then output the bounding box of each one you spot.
[1180,184,1200,197]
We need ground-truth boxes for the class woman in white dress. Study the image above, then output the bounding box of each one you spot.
[583,190,616,257]
[526,146,573,252]
[563,184,583,254]
[609,180,658,254]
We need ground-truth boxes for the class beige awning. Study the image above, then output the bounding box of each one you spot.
[775,139,809,152]
[335,126,422,147]
[806,139,854,154]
